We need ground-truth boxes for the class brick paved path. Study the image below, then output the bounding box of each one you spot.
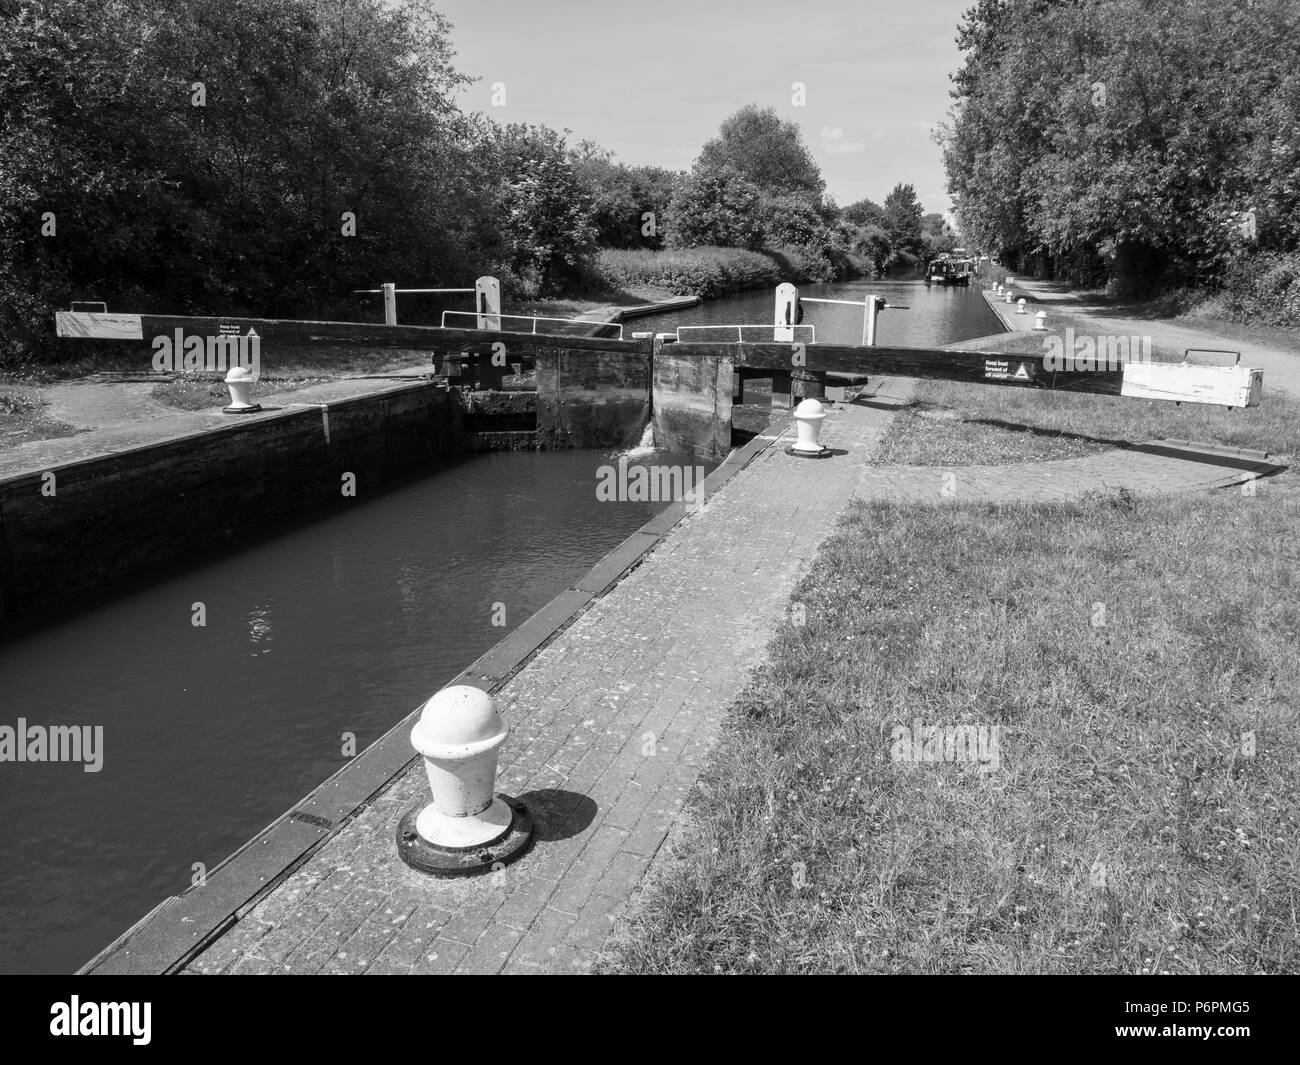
[182,377,1278,975]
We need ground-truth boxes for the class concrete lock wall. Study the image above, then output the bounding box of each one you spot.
[535,348,651,449]
[652,348,734,461]
[0,381,459,627]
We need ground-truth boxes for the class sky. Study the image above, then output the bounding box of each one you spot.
[435,0,974,216]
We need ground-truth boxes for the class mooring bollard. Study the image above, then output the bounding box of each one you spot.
[995,283,1003,294]
[1017,298,1028,315]
[397,685,533,876]
[1033,310,1048,331]
[223,366,261,414]
[786,398,831,458]
[1005,292,1014,304]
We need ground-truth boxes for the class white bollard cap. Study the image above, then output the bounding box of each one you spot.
[794,398,825,418]
[411,685,507,762]
[225,366,253,384]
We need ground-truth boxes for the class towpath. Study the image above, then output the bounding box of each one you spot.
[975,278,1300,401]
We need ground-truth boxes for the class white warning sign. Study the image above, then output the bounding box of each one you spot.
[984,358,1035,382]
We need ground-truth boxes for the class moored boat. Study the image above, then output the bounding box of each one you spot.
[925,255,972,285]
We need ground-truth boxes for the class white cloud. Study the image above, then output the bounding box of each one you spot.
[819,125,865,155]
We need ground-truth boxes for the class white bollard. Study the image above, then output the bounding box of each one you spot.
[786,398,831,458]
[1033,311,1048,331]
[995,283,1003,294]
[223,366,261,414]
[1005,292,1014,304]
[1017,298,1028,315]
[397,685,533,876]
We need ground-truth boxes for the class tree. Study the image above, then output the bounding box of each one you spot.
[569,142,677,249]
[627,165,677,250]
[940,0,1300,294]
[922,212,958,257]
[664,165,765,250]
[763,192,833,248]
[883,183,925,259]
[697,105,824,199]
[853,225,895,275]
[842,198,887,229]
[0,0,488,365]
[483,124,598,296]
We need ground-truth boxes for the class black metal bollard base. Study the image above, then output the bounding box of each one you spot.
[396,795,534,877]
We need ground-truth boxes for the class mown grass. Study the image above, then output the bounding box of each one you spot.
[874,395,1112,466]
[874,380,1300,467]
[599,485,1300,974]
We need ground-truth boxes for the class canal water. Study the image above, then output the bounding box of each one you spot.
[631,277,1002,348]
[0,280,1001,975]
[0,445,700,974]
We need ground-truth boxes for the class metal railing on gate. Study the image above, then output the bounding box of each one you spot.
[798,295,908,346]
[673,324,817,344]
[354,276,500,328]
[439,310,624,340]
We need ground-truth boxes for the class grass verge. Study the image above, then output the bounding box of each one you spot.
[599,485,1300,974]
[873,380,1300,466]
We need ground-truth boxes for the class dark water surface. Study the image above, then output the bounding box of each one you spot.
[630,278,1002,348]
[0,445,696,974]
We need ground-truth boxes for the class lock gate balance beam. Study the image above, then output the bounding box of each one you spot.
[669,342,1263,409]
